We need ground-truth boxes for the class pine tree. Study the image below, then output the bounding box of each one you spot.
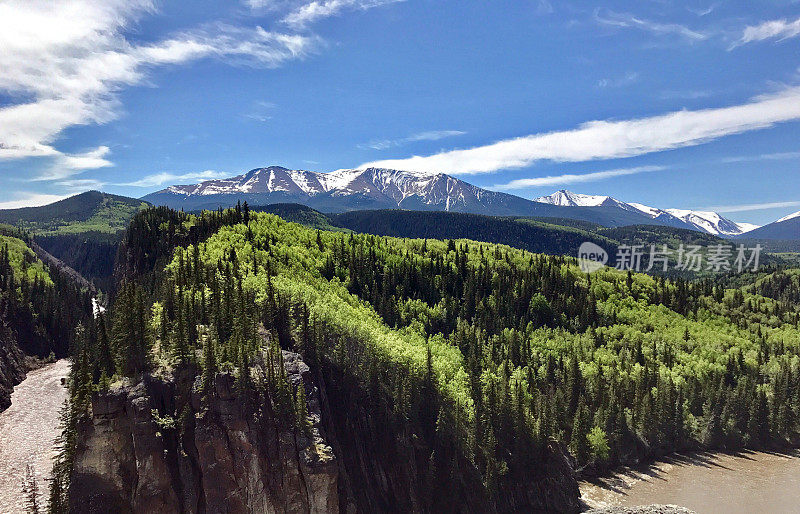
[202,330,218,400]
[23,464,39,513]
[570,400,590,465]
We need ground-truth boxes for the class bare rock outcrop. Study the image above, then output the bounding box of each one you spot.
[585,506,696,514]
[70,348,580,513]
[0,329,26,412]
[69,351,337,513]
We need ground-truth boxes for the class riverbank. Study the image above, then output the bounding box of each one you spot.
[580,450,800,513]
[0,359,70,513]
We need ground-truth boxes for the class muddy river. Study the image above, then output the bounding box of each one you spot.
[0,360,69,513]
[581,450,800,513]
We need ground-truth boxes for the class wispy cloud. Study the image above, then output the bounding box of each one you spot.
[722,151,800,163]
[701,200,800,213]
[56,178,107,192]
[493,166,665,190]
[244,100,277,122]
[596,72,639,89]
[117,170,229,188]
[34,147,114,181]
[732,17,800,48]
[686,3,719,17]
[359,86,800,175]
[360,130,466,151]
[0,0,317,178]
[0,193,69,210]
[283,0,404,29]
[658,89,715,100]
[594,9,709,42]
[535,0,553,16]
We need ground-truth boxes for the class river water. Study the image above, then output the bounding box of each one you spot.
[580,450,800,513]
[0,360,70,513]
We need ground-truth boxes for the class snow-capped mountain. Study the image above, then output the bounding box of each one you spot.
[536,190,758,236]
[143,166,548,215]
[743,209,800,240]
[533,190,617,208]
[777,210,800,224]
[144,169,769,237]
[661,209,759,237]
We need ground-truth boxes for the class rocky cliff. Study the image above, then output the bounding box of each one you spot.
[69,351,337,514]
[69,350,580,513]
[0,326,25,412]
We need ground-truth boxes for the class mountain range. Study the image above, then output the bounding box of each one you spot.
[741,209,800,240]
[534,190,760,236]
[142,166,791,237]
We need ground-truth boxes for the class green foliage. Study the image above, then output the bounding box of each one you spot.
[0,235,52,286]
[331,209,617,259]
[75,205,800,498]
[0,232,90,357]
[151,410,177,431]
[0,191,147,236]
[587,426,610,461]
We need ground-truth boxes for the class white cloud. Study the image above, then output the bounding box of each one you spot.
[594,9,709,42]
[658,89,715,100]
[0,193,70,210]
[596,71,639,89]
[359,86,800,175]
[283,0,404,29]
[722,151,800,163]
[56,178,107,192]
[493,166,665,190]
[732,17,800,48]
[701,200,800,213]
[361,130,466,150]
[686,3,719,17]
[35,147,114,181]
[535,0,554,16]
[244,100,277,122]
[117,170,230,188]
[0,0,317,177]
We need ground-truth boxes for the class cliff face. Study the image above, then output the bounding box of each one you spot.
[69,351,337,514]
[0,310,28,411]
[316,363,581,514]
[69,351,580,514]
[0,325,26,412]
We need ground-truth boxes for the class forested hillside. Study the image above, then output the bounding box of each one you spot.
[0,227,92,411]
[330,208,617,258]
[277,206,786,277]
[55,205,800,513]
[0,192,149,293]
[0,191,147,235]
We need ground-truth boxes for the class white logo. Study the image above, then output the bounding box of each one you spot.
[578,242,607,273]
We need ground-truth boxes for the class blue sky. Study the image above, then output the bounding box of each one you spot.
[0,0,798,225]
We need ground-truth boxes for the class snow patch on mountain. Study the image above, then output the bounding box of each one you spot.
[155,166,511,213]
[535,190,610,207]
[777,210,800,224]
[536,189,758,236]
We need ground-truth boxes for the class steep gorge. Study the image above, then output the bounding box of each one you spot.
[69,348,580,513]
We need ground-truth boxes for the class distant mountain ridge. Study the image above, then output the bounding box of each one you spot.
[144,165,546,215]
[741,212,800,240]
[0,191,149,292]
[141,165,797,238]
[142,166,729,232]
[535,189,759,236]
[0,190,148,235]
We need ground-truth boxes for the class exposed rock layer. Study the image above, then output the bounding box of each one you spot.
[70,351,337,514]
[586,506,696,514]
[70,351,581,513]
[0,330,26,412]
